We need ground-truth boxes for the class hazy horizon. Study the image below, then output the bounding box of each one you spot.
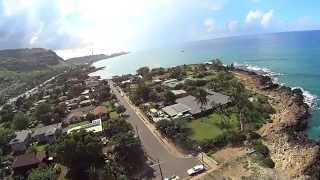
[0,0,320,58]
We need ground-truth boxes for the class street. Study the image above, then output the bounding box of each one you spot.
[109,81,201,179]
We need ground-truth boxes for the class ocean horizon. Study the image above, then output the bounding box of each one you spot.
[91,30,320,140]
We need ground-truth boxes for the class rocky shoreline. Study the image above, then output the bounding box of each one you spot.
[232,68,320,179]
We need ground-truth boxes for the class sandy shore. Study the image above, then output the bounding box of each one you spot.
[232,69,320,179]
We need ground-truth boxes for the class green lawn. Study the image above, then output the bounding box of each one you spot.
[185,113,238,142]
[34,144,48,152]
[110,111,120,120]
[103,101,114,111]
[67,121,89,129]
[204,74,217,80]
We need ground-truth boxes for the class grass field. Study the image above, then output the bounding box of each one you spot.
[34,144,48,152]
[103,101,114,111]
[185,113,238,142]
[67,121,89,129]
[110,111,120,120]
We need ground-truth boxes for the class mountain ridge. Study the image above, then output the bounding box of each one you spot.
[0,48,65,72]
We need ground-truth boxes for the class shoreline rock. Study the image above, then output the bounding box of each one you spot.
[233,68,320,179]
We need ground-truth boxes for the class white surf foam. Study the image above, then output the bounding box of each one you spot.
[233,63,283,84]
[234,63,318,109]
[292,87,318,109]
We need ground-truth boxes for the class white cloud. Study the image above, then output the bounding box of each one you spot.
[201,0,226,11]
[227,20,239,32]
[245,9,274,28]
[0,0,177,58]
[204,18,216,32]
[245,10,263,23]
[261,10,273,27]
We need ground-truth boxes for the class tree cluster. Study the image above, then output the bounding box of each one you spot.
[50,130,104,179]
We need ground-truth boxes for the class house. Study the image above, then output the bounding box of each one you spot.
[32,123,62,143]
[85,80,99,88]
[12,152,47,175]
[152,73,170,81]
[93,106,109,118]
[58,96,68,102]
[81,89,90,95]
[88,76,100,81]
[170,90,187,97]
[9,130,32,154]
[121,79,132,85]
[176,91,230,116]
[162,79,185,88]
[34,99,46,106]
[64,111,84,125]
[152,79,162,83]
[67,97,81,104]
[162,103,191,119]
[79,99,92,107]
[66,102,79,110]
[67,119,103,134]
[42,95,50,100]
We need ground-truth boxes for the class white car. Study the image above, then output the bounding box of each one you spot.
[164,175,180,180]
[187,164,205,176]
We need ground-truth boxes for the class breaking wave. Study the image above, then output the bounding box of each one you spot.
[234,63,318,109]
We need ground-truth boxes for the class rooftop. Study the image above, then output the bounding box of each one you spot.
[12,152,46,169]
[162,103,191,117]
[32,123,62,137]
[176,92,230,115]
[67,119,103,134]
[9,130,31,145]
[93,106,109,116]
[171,89,187,96]
[81,89,90,95]
[79,99,93,106]
[162,79,185,88]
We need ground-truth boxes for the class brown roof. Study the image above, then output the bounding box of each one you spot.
[64,111,84,124]
[93,106,109,116]
[12,152,46,169]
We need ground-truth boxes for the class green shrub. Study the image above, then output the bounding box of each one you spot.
[261,157,275,168]
[254,142,269,156]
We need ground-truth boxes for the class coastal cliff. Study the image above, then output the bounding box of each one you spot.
[233,69,320,179]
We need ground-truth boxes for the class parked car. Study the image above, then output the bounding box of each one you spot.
[187,164,205,176]
[164,175,180,180]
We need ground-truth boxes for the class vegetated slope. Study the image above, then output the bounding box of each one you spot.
[0,48,68,105]
[0,48,65,72]
[66,52,128,65]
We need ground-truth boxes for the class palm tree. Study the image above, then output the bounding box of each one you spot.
[195,89,208,113]
[231,84,250,131]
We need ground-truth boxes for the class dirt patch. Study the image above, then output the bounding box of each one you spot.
[211,147,247,164]
[223,162,251,179]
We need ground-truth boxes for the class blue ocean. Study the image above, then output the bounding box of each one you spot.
[91,30,320,140]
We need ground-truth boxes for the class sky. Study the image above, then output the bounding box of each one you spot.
[0,0,320,58]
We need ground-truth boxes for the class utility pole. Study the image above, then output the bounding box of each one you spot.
[198,146,204,166]
[157,159,164,180]
[135,125,140,139]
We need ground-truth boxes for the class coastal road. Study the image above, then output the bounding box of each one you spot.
[109,81,201,179]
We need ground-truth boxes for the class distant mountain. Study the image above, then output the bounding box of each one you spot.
[0,48,65,72]
[66,52,128,65]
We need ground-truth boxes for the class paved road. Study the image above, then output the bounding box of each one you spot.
[109,81,200,179]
